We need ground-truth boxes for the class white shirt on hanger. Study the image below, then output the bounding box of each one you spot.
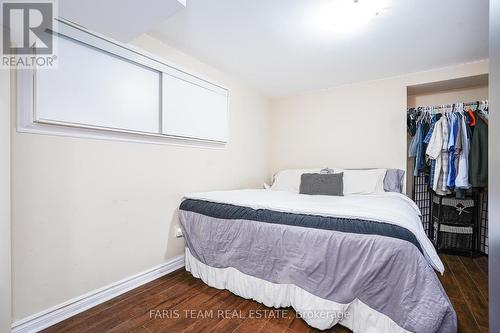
[426,117,444,194]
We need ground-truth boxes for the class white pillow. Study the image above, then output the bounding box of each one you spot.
[270,168,324,193]
[339,169,387,195]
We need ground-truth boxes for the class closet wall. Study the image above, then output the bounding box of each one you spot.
[407,86,489,109]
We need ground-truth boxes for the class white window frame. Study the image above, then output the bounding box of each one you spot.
[17,18,229,148]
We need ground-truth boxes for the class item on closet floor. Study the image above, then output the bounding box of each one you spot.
[431,193,478,256]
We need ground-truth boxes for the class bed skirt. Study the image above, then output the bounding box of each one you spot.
[184,247,410,333]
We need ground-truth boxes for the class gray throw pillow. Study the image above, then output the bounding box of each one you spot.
[299,173,344,196]
[384,169,405,193]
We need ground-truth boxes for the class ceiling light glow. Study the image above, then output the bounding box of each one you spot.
[306,0,387,36]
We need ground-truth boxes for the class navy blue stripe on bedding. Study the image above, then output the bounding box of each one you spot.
[180,199,422,253]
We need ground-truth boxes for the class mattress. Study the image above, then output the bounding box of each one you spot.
[179,189,456,332]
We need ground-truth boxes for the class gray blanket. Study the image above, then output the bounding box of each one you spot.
[179,202,456,333]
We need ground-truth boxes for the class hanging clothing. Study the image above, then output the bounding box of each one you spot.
[407,108,418,137]
[455,114,470,188]
[409,122,427,176]
[426,116,442,193]
[408,102,488,195]
[440,116,451,194]
[429,160,436,189]
[454,114,463,178]
[424,114,442,188]
[446,112,460,188]
[409,124,420,157]
[470,113,488,187]
[421,122,430,174]
[426,117,450,196]
[423,114,441,144]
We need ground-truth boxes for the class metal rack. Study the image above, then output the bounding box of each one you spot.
[412,172,432,235]
[412,172,488,255]
[479,190,489,254]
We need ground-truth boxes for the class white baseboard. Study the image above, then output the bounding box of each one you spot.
[11,255,185,333]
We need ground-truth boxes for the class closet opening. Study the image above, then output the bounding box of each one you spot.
[406,74,489,257]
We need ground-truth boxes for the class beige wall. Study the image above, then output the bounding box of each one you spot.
[0,69,12,330]
[11,35,271,320]
[270,60,488,176]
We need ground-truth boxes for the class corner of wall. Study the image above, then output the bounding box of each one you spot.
[0,67,13,331]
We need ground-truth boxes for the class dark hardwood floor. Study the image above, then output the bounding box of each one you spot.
[43,254,488,333]
[438,254,489,333]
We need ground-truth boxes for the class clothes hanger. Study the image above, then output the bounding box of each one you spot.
[458,103,465,118]
[416,109,425,124]
[468,103,477,126]
[445,105,452,119]
[424,109,431,123]
[478,100,489,121]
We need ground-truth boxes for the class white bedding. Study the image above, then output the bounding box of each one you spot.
[185,247,410,332]
[184,189,444,273]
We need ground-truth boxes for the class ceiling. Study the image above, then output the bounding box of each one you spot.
[149,0,489,97]
[60,0,185,42]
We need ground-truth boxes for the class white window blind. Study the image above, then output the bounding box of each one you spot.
[19,19,229,146]
[162,71,228,142]
[36,36,161,134]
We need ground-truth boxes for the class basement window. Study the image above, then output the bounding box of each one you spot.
[17,19,229,147]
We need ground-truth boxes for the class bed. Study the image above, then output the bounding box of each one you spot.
[178,169,457,333]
